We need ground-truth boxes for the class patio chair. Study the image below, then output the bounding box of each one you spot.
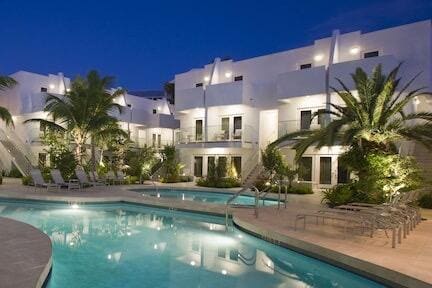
[75,169,104,188]
[51,169,80,190]
[116,171,126,184]
[88,171,107,186]
[30,169,60,192]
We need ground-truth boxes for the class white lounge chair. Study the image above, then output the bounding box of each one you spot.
[88,171,107,186]
[30,169,59,192]
[51,169,80,190]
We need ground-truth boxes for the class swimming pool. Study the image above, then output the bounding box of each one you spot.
[0,200,384,288]
[133,188,280,205]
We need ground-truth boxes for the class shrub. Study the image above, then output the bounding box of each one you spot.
[196,177,240,188]
[125,175,139,184]
[22,176,32,186]
[322,183,370,207]
[51,150,77,180]
[418,192,432,209]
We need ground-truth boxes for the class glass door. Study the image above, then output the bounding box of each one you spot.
[194,156,203,177]
[221,117,229,140]
[300,110,311,130]
[298,157,312,181]
[195,119,203,141]
[320,157,332,184]
[233,116,242,140]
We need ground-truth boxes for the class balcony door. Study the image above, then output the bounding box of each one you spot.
[319,157,332,184]
[233,116,242,140]
[298,157,312,181]
[194,156,203,177]
[195,119,203,141]
[221,117,229,140]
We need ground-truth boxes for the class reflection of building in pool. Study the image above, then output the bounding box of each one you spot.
[6,205,360,287]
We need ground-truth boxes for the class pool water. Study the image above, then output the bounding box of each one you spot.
[0,200,384,288]
[134,189,280,206]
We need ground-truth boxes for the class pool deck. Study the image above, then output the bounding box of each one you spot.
[0,217,52,288]
[0,179,431,288]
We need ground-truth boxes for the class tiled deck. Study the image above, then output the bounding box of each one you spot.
[0,179,430,288]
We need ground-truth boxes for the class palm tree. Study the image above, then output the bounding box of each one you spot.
[272,64,432,161]
[0,75,17,127]
[26,70,127,167]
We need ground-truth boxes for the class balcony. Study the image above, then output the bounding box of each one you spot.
[205,81,251,107]
[330,55,399,90]
[175,87,204,111]
[175,125,258,148]
[276,66,326,99]
[278,120,325,138]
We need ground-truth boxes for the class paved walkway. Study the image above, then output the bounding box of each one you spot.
[0,178,430,288]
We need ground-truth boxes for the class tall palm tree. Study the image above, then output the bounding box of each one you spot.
[0,75,17,127]
[26,70,127,166]
[271,64,432,160]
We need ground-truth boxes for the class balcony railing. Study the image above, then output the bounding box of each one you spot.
[175,125,258,145]
[278,120,326,138]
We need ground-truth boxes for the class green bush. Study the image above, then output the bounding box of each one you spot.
[418,193,432,209]
[125,175,139,184]
[22,176,32,186]
[196,177,240,188]
[322,183,370,207]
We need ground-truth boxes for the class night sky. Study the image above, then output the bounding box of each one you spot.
[0,0,431,90]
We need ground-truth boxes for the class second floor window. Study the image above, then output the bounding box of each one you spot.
[300,110,312,130]
[153,109,157,114]
[41,87,48,92]
[196,83,203,87]
[364,51,379,58]
[234,75,243,82]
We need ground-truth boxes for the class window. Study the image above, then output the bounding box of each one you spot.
[195,83,203,87]
[207,156,215,175]
[195,119,203,141]
[320,157,332,184]
[152,109,157,114]
[300,63,312,70]
[218,156,227,177]
[194,156,203,177]
[233,116,242,139]
[39,122,46,132]
[231,156,242,178]
[157,134,161,148]
[41,87,48,92]
[299,157,312,181]
[337,158,350,184]
[221,117,229,140]
[300,110,312,130]
[317,109,327,128]
[364,51,379,58]
[234,75,243,82]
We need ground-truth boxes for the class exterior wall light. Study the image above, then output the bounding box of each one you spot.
[225,71,232,78]
[314,54,324,62]
[350,46,360,55]
[49,84,55,89]
[204,76,210,82]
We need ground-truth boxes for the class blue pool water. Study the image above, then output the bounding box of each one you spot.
[0,200,384,288]
[133,188,280,205]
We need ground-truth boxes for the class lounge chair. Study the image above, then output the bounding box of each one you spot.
[106,171,125,185]
[75,169,104,187]
[51,169,80,190]
[116,171,126,184]
[88,171,107,186]
[30,169,60,192]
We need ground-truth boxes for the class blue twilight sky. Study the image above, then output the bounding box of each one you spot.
[0,0,431,90]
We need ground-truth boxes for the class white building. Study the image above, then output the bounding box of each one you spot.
[0,71,179,174]
[174,20,432,188]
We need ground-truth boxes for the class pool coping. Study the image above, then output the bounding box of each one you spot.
[232,215,431,288]
[0,217,53,288]
[0,186,428,288]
